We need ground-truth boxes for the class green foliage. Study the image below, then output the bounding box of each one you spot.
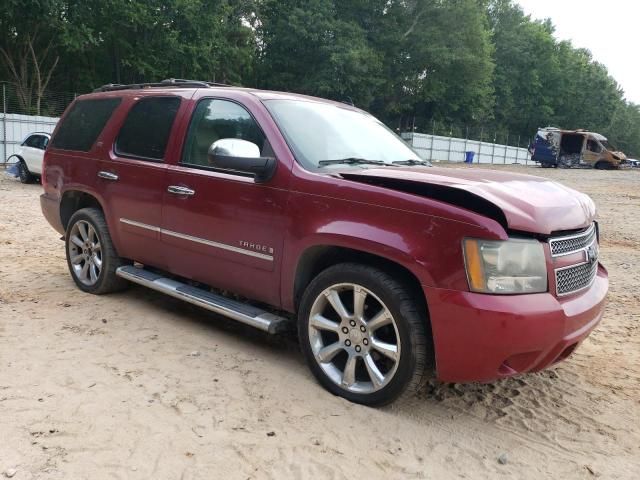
[1,0,638,156]
[487,0,639,155]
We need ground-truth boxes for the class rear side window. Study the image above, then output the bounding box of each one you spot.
[51,98,121,151]
[115,97,181,161]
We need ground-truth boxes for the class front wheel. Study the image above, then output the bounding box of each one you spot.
[65,208,129,294]
[594,161,612,170]
[298,263,431,406]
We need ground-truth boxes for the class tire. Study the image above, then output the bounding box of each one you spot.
[17,160,33,184]
[298,263,431,406]
[65,207,129,294]
[595,161,611,170]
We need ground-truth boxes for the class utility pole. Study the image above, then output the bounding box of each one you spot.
[2,83,6,165]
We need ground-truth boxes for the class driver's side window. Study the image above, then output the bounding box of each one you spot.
[182,99,266,168]
[587,139,601,153]
[24,135,41,148]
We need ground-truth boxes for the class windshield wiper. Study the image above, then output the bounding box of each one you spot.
[318,157,387,167]
[392,159,432,167]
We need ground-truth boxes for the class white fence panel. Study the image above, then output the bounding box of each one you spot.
[402,132,531,165]
[1,113,59,163]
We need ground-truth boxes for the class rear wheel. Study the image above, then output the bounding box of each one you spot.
[298,263,430,406]
[17,160,33,184]
[65,208,129,294]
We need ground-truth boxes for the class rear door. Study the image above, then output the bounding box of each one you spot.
[98,94,188,269]
[47,96,123,209]
[160,97,290,306]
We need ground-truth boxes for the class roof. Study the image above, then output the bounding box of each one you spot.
[86,78,359,110]
[538,127,607,141]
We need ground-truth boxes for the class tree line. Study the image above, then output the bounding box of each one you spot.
[2,0,639,156]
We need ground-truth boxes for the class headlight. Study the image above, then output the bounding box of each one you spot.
[463,238,547,294]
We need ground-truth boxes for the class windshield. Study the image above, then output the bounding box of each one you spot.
[600,140,614,150]
[264,99,424,169]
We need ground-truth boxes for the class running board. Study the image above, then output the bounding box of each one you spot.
[116,265,290,334]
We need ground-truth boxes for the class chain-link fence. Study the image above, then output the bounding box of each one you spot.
[1,81,77,117]
[1,82,77,165]
[402,132,533,165]
[398,118,537,165]
[401,119,536,154]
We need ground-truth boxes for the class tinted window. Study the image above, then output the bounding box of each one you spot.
[51,98,121,151]
[23,135,41,148]
[33,135,47,150]
[182,99,266,167]
[115,97,181,161]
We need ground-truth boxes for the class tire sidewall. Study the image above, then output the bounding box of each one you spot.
[18,161,30,183]
[298,265,422,406]
[65,210,111,293]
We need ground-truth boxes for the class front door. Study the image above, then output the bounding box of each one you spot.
[582,136,603,166]
[161,98,289,306]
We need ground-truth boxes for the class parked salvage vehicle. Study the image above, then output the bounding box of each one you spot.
[40,80,608,405]
[625,159,640,168]
[8,132,50,183]
[530,127,626,169]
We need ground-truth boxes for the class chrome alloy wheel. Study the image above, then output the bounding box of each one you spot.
[68,220,102,286]
[308,283,401,394]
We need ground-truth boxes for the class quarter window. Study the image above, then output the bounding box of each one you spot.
[182,99,266,168]
[51,98,121,151]
[115,96,181,161]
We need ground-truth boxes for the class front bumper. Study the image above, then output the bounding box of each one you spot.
[424,263,608,383]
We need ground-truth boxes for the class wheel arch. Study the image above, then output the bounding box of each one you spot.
[292,245,429,321]
[60,190,105,231]
[594,160,613,170]
[293,245,436,387]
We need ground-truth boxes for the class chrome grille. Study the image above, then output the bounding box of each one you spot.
[555,261,598,296]
[549,223,597,257]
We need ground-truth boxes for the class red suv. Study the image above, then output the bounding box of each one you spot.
[40,79,608,405]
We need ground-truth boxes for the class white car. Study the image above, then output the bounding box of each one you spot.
[14,132,50,183]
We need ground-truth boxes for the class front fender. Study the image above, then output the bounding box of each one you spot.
[280,191,505,311]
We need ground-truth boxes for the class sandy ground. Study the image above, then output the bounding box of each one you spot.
[0,165,639,480]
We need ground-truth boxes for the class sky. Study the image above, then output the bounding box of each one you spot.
[516,0,639,104]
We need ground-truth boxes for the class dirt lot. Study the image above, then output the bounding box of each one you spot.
[1,165,639,479]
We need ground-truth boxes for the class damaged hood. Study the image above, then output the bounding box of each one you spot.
[339,167,596,235]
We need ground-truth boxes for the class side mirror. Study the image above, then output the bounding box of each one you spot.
[207,139,276,183]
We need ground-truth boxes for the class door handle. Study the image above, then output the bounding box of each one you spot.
[167,185,195,196]
[98,171,119,181]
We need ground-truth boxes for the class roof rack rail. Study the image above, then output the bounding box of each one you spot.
[161,78,232,88]
[93,78,233,93]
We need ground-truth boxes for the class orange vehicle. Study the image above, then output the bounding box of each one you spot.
[530,127,627,169]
